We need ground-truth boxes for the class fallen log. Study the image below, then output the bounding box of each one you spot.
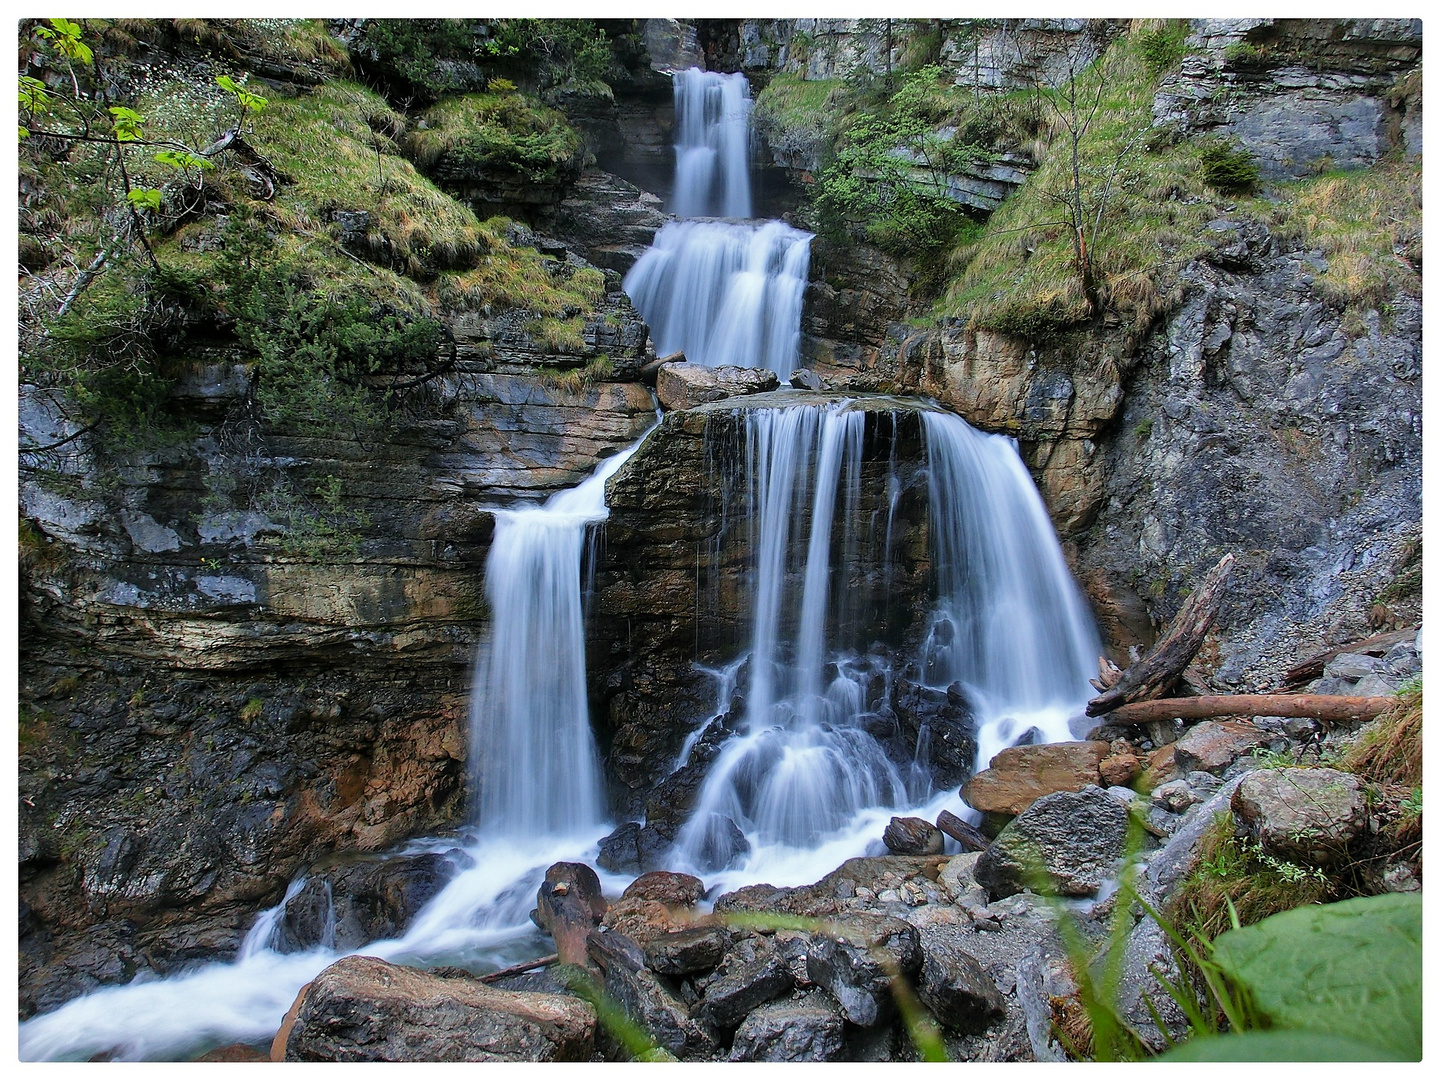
[936,809,989,853]
[1087,553,1235,718]
[1102,694,1392,727]
[476,953,559,984]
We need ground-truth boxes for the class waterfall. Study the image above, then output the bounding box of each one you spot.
[919,411,1102,766]
[670,68,752,219]
[470,441,647,836]
[626,68,814,377]
[671,401,1100,889]
[624,220,812,374]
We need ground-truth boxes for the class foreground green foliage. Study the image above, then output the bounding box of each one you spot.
[1166,893,1422,1061]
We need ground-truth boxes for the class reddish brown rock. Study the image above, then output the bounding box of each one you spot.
[960,741,1110,816]
[1138,744,1179,790]
[1099,752,1142,787]
[1172,721,1267,775]
[622,870,705,908]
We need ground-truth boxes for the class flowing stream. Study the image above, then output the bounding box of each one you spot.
[19,66,1101,1062]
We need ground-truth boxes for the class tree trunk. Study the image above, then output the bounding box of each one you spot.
[1086,553,1235,717]
[1102,694,1393,727]
[936,809,989,852]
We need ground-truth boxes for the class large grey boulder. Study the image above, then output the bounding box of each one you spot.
[729,995,847,1061]
[914,926,1006,1034]
[655,362,780,411]
[274,853,458,952]
[278,955,595,1061]
[1231,767,1369,865]
[975,785,1130,899]
[806,913,922,1026]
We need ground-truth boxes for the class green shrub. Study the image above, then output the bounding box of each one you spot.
[1136,22,1188,79]
[1200,141,1261,195]
[408,91,583,189]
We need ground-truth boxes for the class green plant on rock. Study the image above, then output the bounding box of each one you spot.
[1199,141,1261,196]
[1135,21,1189,80]
[408,91,584,192]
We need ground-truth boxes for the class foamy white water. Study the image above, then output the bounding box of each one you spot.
[670,67,752,219]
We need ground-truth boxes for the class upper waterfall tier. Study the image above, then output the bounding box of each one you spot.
[670,67,753,219]
[623,219,813,373]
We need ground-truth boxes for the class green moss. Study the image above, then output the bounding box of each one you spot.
[408,90,583,191]
[751,73,845,156]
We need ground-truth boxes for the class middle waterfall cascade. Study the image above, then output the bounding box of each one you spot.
[666,402,1102,891]
[624,220,813,372]
[625,67,814,376]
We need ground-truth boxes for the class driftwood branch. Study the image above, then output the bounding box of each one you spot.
[936,809,989,853]
[1103,694,1393,727]
[476,953,558,984]
[1087,553,1235,717]
[1282,628,1415,688]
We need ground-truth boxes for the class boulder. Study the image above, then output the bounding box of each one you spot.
[1230,767,1369,866]
[892,680,979,788]
[642,925,729,976]
[1099,752,1142,787]
[655,363,780,411]
[914,926,1006,1034]
[275,853,457,952]
[278,955,595,1062]
[788,367,826,391]
[729,996,846,1061]
[806,913,922,1027]
[587,929,716,1058]
[1150,779,1200,813]
[1172,721,1267,775]
[694,936,795,1029]
[961,741,1109,816]
[622,871,704,908]
[975,786,1131,899]
[1138,743,1179,790]
[883,816,944,855]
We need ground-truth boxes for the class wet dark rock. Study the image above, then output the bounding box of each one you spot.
[586,928,716,1058]
[642,925,729,976]
[806,913,922,1027]
[975,786,1130,900]
[688,813,751,872]
[275,853,458,952]
[729,994,847,1061]
[694,936,794,1029]
[279,955,596,1062]
[891,679,979,788]
[883,816,944,855]
[915,926,1006,1034]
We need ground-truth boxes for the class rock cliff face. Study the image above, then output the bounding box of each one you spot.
[19,277,656,1016]
[589,394,939,807]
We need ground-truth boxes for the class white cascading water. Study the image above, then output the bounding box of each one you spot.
[625,67,814,376]
[624,220,812,372]
[670,67,753,219]
[668,402,1101,893]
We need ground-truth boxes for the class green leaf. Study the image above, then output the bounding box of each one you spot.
[109,105,145,142]
[1211,893,1422,1061]
[19,75,51,113]
[153,149,214,171]
[44,17,93,65]
[19,124,30,140]
[126,188,163,212]
[1161,1030,1404,1062]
